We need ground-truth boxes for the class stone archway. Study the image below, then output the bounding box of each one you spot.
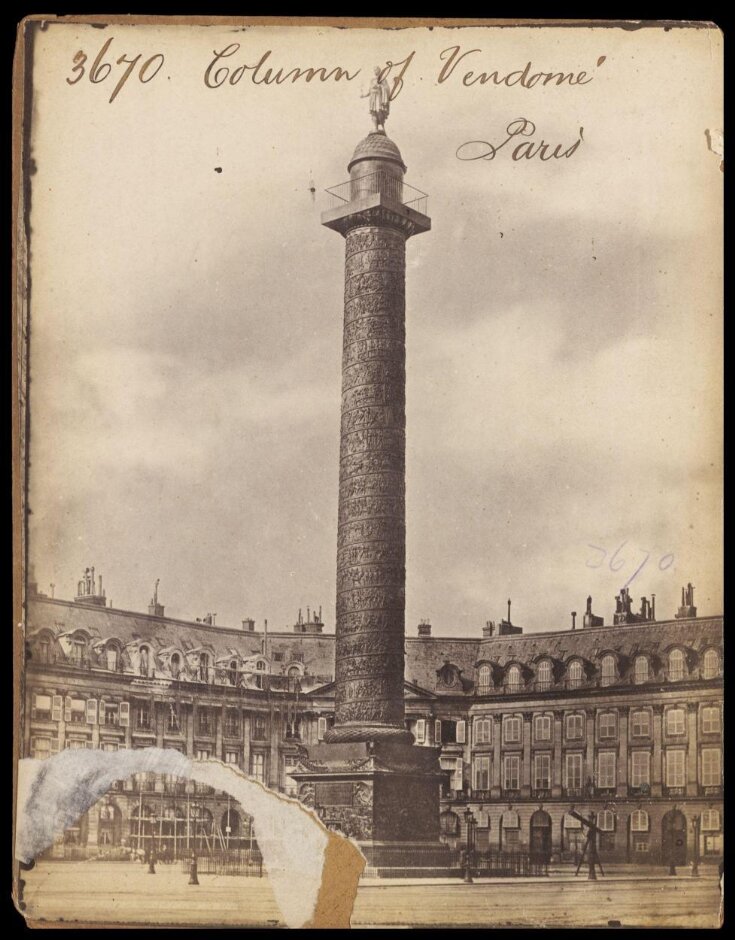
[661,809,687,866]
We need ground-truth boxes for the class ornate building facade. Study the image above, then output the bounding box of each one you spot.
[23,573,722,866]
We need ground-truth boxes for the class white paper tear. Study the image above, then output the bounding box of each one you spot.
[15,748,331,928]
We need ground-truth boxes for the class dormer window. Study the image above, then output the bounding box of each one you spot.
[703,649,719,679]
[669,649,685,681]
[634,656,649,684]
[537,660,552,691]
[199,652,210,682]
[139,645,151,677]
[477,664,492,692]
[506,665,522,693]
[106,646,118,671]
[71,638,86,665]
[568,660,583,689]
[229,660,239,685]
[601,654,616,687]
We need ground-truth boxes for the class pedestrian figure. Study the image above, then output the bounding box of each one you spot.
[148,849,156,874]
[189,851,199,886]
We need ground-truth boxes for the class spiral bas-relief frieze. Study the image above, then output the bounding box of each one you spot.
[333,225,407,734]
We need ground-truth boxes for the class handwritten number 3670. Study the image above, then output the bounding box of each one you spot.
[67,38,164,103]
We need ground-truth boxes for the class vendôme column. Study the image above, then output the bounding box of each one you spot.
[322,130,430,743]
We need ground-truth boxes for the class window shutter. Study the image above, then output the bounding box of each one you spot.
[52,695,63,721]
[64,696,72,722]
[120,702,130,727]
[50,737,60,755]
[435,719,442,744]
[317,717,327,740]
[457,720,466,744]
[415,718,426,744]
[86,698,98,725]
[31,693,37,720]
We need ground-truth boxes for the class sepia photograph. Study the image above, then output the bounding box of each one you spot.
[12,16,723,928]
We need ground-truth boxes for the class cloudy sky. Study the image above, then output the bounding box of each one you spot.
[26,21,723,636]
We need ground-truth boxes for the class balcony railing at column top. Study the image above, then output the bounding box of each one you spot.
[325,171,428,215]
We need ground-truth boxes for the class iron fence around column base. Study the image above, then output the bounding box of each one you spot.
[474,851,549,877]
[180,849,263,877]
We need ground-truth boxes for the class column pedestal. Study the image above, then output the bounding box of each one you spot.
[292,740,449,875]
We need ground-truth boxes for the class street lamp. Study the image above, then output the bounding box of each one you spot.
[691,815,700,877]
[463,807,475,884]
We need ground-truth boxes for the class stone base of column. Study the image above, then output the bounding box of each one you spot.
[292,740,450,875]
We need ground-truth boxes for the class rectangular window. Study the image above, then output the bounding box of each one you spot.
[665,749,686,787]
[85,699,98,725]
[474,717,492,745]
[32,693,53,721]
[666,709,686,736]
[451,758,464,791]
[68,699,86,724]
[64,739,88,750]
[415,719,426,744]
[135,703,151,731]
[566,753,583,789]
[224,710,240,737]
[250,752,266,783]
[473,755,491,791]
[566,714,583,739]
[119,701,130,727]
[101,742,119,752]
[225,750,239,765]
[317,716,327,741]
[597,810,615,831]
[503,754,520,790]
[198,708,213,736]
[165,703,181,733]
[631,750,650,787]
[51,696,63,721]
[701,748,721,787]
[702,707,720,734]
[534,715,551,741]
[252,715,267,741]
[630,710,650,738]
[103,703,119,727]
[31,736,52,760]
[196,748,211,760]
[533,753,551,790]
[456,720,466,744]
[597,751,616,789]
[503,716,521,743]
[598,712,617,739]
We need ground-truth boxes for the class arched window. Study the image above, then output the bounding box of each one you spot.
[597,810,615,832]
[288,665,301,678]
[106,646,119,671]
[507,665,522,693]
[537,660,552,690]
[701,809,721,831]
[703,649,719,679]
[139,646,151,677]
[477,665,492,692]
[634,656,649,684]
[439,809,460,838]
[669,649,685,681]
[170,653,181,679]
[568,660,583,688]
[630,809,649,832]
[601,655,616,687]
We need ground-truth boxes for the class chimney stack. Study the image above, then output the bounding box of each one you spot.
[242,618,256,632]
[483,620,495,638]
[571,611,577,630]
[417,620,432,638]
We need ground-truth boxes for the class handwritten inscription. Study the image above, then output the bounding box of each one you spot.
[66,38,164,103]
[457,118,584,163]
[585,541,675,588]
